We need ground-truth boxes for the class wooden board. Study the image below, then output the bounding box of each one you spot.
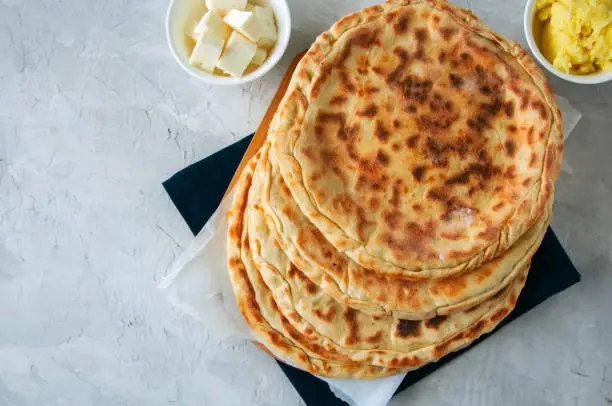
[222,51,306,200]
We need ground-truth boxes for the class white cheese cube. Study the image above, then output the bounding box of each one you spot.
[253,6,276,48]
[205,0,247,12]
[189,31,226,73]
[194,10,231,40]
[223,10,265,42]
[251,47,267,65]
[217,32,257,77]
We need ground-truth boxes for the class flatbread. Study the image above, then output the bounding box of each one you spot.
[259,144,551,319]
[228,149,530,377]
[270,0,562,278]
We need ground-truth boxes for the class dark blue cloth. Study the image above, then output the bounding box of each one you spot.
[163,134,581,406]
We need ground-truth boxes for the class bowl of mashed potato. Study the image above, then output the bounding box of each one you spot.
[524,0,612,84]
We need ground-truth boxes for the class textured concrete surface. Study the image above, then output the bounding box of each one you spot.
[1,0,611,405]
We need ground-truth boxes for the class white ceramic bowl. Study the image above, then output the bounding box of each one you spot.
[167,0,291,85]
[523,0,612,84]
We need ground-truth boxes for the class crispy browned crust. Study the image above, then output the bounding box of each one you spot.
[270,0,563,278]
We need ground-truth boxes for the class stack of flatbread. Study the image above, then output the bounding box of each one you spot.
[227,0,563,379]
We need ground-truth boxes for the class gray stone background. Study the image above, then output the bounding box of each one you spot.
[1,0,611,405]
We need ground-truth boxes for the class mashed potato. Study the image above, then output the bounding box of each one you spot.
[536,0,612,74]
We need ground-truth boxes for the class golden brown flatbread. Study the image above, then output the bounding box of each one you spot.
[270,0,562,278]
[226,0,561,379]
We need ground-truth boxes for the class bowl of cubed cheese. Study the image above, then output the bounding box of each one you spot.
[167,0,291,85]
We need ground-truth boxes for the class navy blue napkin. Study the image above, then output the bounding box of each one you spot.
[163,134,581,406]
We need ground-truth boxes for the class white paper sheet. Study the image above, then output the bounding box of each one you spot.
[160,95,581,406]
[555,95,582,175]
